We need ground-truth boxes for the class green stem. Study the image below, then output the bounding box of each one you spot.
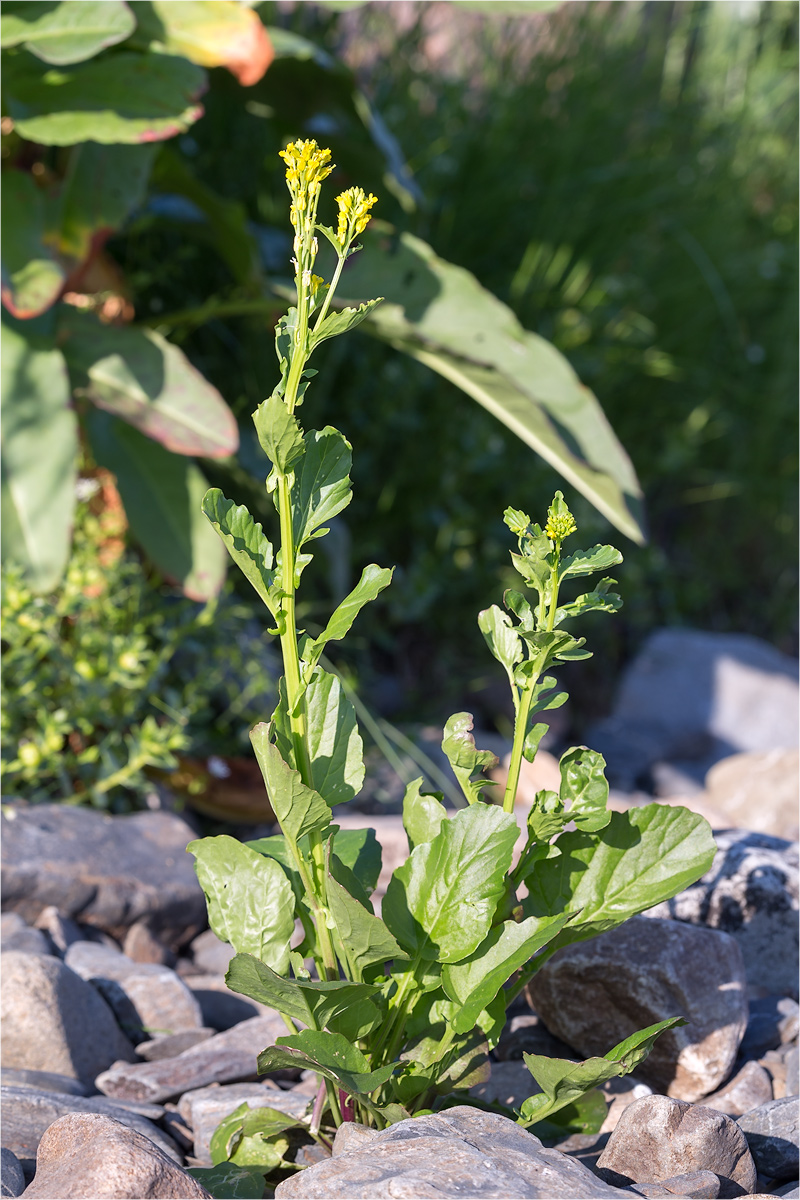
[502,682,534,814]
[372,965,417,1064]
[311,253,346,332]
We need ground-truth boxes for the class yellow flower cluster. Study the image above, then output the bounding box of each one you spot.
[545,508,577,543]
[335,186,378,244]
[279,139,334,235]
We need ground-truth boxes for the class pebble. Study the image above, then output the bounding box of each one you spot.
[0,952,136,1086]
[178,1081,312,1164]
[0,804,206,951]
[64,941,203,1041]
[644,830,799,1000]
[595,1094,757,1198]
[737,1097,800,1182]
[95,1013,288,1104]
[705,750,799,842]
[135,1030,217,1062]
[123,921,177,967]
[0,1069,90,1097]
[0,1149,24,1199]
[20,1113,211,1199]
[274,1104,636,1197]
[631,1170,721,1197]
[526,917,748,1101]
[0,1085,181,1179]
[0,915,51,958]
[759,1043,799,1100]
[701,1060,774,1116]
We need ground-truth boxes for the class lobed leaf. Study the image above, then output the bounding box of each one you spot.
[252,392,305,474]
[441,712,498,805]
[560,544,623,579]
[308,298,384,352]
[302,564,393,677]
[291,426,352,549]
[558,746,611,832]
[201,488,277,612]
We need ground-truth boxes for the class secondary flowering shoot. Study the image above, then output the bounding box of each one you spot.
[336,186,379,246]
[544,491,577,545]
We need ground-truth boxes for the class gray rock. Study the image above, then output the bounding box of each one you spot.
[64,942,203,1041]
[595,1094,757,1198]
[0,952,136,1087]
[95,1013,288,1104]
[588,629,799,791]
[188,930,234,976]
[182,974,266,1031]
[274,1105,636,1197]
[495,1012,579,1062]
[741,997,799,1058]
[0,915,51,958]
[1,1149,25,1199]
[0,1069,90,1098]
[701,1061,774,1116]
[705,750,799,841]
[20,1113,210,1199]
[33,906,108,956]
[0,805,205,951]
[122,921,176,966]
[644,830,799,1000]
[178,1081,311,1164]
[630,1170,721,1197]
[760,1043,799,1100]
[331,1123,379,1157]
[0,1085,181,1178]
[526,918,748,1101]
[775,1184,800,1198]
[786,1045,799,1097]
[737,1097,799,1182]
[135,1030,216,1061]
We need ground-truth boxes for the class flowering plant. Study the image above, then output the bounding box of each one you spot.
[187,144,715,1183]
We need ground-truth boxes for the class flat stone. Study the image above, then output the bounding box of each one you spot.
[20,1113,210,1199]
[0,1069,90,1098]
[178,1081,311,1164]
[0,915,51,958]
[595,1095,757,1198]
[526,918,748,1101]
[588,629,799,791]
[64,942,203,1041]
[701,1061,774,1116]
[135,1031,216,1062]
[737,1097,799,1182]
[631,1170,721,1197]
[0,805,205,951]
[644,830,799,1000]
[705,750,799,841]
[0,952,136,1087]
[95,1013,288,1104]
[182,974,266,1031]
[1,1149,25,1199]
[188,930,234,977]
[274,1105,637,1197]
[0,1085,181,1177]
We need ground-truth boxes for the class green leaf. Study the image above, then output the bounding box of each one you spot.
[477,605,523,688]
[4,50,205,145]
[527,790,566,842]
[558,747,611,833]
[326,859,406,977]
[522,805,717,948]
[560,544,624,579]
[402,777,447,852]
[527,1089,608,1143]
[187,836,294,975]
[1,171,65,318]
[59,143,157,262]
[249,724,331,842]
[61,312,239,457]
[131,0,273,84]
[441,713,498,805]
[86,410,226,601]
[252,392,305,474]
[201,488,277,612]
[383,802,518,962]
[209,1102,295,1173]
[302,564,393,676]
[305,668,364,806]
[520,1017,687,1127]
[555,579,622,625]
[504,588,535,631]
[186,1162,265,1200]
[259,1030,396,1099]
[226,954,310,1025]
[1,1,135,64]
[335,227,644,543]
[330,827,382,894]
[308,298,384,352]
[291,426,353,549]
[1,320,75,592]
[442,913,574,1034]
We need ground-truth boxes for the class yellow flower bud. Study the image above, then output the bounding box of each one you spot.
[335,186,378,245]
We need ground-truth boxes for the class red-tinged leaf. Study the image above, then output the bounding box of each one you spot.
[131,1,274,86]
[1,171,65,319]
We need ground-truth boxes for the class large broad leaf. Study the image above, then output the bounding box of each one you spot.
[334,227,644,543]
[305,667,364,806]
[61,313,239,457]
[225,955,381,1039]
[0,1,135,64]
[131,0,274,86]
[86,409,227,600]
[201,489,277,612]
[259,1030,396,1100]
[441,914,574,1035]
[520,1017,687,1126]
[4,50,205,145]
[249,723,331,843]
[1,320,76,592]
[441,712,498,805]
[330,827,382,894]
[58,143,158,262]
[187,836,294,975]
[291,426,353,549]
[302,563,393,676]
[1,171,65,318]
[209,1103,302,1172]
[383,802,518,963]
[477,605,523,689]
[402,777,447,852]
[523,805,716,949]
[326,860,406,978]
